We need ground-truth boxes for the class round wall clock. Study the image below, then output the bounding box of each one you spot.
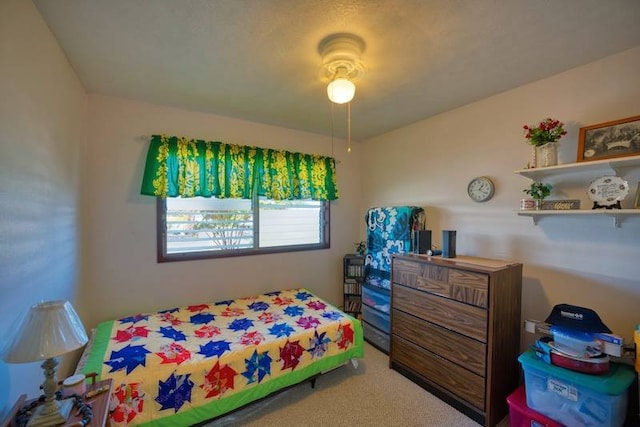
[467,176,495,202]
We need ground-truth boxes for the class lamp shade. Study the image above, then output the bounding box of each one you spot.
[327,78,356,104]
[3,300,88,363]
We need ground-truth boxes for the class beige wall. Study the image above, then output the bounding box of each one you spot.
[78,95,362,331]
[0,0,87,413]
[361,46,640,348]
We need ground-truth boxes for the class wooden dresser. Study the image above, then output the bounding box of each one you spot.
[390,254,522,427]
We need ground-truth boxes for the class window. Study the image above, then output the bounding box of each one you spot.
[142,135,338,261]
[157,196,329,262]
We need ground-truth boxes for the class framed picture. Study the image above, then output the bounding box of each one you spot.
[635,183,640,209]
[577,115,640,162]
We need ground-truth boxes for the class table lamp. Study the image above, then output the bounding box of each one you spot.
[3,301,88,427]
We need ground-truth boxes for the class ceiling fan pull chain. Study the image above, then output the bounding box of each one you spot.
[347,102,352,153]
[330,101,335,158]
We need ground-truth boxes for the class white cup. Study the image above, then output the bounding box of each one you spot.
[63,374,86,395]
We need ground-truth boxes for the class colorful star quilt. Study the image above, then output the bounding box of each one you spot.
[83,288,363,426]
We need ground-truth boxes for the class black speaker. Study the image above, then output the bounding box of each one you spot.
[414,230,431,254]
[442,230,456,258]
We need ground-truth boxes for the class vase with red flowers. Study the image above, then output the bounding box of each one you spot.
[523,118,567,168]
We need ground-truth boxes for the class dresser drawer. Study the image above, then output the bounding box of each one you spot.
[391,309,486,376]
[391,258,423,286]
[392,334,485,410]
[392,258,488,308]
[448,269,488,308]
[393,284,487,342]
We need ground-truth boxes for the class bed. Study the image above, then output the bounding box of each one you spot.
[80,288,364,426]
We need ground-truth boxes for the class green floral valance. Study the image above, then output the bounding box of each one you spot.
[140,135,338,200]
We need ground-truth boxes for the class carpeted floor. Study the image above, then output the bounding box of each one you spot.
[209,342,500,426]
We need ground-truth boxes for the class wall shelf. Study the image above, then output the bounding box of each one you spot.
[514,155,640,227]
[515,209,640,227]
[514,155,640,180]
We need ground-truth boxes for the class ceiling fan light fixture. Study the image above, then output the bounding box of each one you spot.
[318,33,365,103]
[318,33,365,152]
[327,77,355,104]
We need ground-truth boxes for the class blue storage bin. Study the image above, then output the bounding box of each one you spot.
[362,304,390,333]
[362,284,390,313]
[518,349,634,427]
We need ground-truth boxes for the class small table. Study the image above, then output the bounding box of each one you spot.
[5,378,112,427]
[66,379,112,427]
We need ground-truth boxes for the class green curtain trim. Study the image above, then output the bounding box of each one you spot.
[83,317,363,427]
[141,135,338,200]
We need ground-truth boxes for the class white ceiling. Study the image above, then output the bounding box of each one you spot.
[33,0,640,141]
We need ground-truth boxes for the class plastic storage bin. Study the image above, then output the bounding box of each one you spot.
[507,385,563,427]
[519,349,635,427]
[362,321,389,352]
[362,283,390,313]
[362,304,390,332]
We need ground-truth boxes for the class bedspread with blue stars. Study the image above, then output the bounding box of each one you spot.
[82,288,364,426]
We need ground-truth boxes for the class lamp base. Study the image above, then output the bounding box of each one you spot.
[26,398,74,427]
